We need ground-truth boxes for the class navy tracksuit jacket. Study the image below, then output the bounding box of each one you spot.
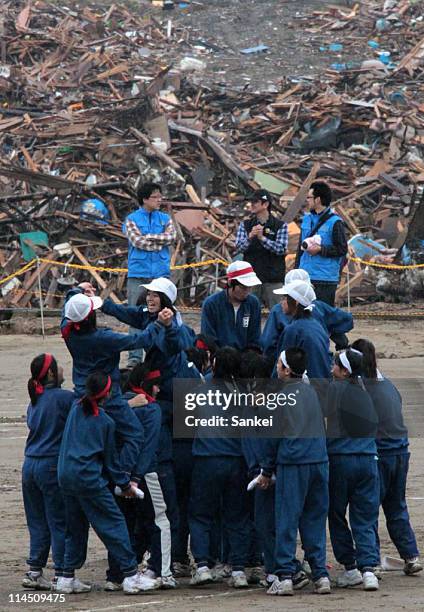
[23,387,74,575]
[201,289,261,350]
[260,380,329,581]
[261,301,353,361]
[189,382,250,570]
[364,375,419,560]
[325,380,380,571]
[58,401,138,577]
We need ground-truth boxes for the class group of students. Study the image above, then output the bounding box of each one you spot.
[21,263,421,597]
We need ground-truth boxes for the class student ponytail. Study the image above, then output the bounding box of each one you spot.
[335,349,363,386]
[80,371,111,417]
[351,338,378,379]
[27,354,58,405]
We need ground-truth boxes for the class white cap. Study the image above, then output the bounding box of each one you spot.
[141,277,177,303]
[64,294,103,322]
[226,261,261,287]
[274,280,316,307]
[284,268,310,285]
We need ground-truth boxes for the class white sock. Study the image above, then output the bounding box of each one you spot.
[198,566,209,574]
[232,570,244,577]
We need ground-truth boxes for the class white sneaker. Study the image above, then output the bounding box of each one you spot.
[279,578,294,596]
[314,577,331,594]
[267,578,294,596]
[104,580,123,591]
[293,570,310,590]
[136,573,159,591]
[160,575,179,589]
[22,571,51,591]
[72,577,91,593]
[404,557,423,576]
[123,574,142,595]
[228,572,248,588]
[190,566,213,586]
[54,577,74,594]
[336,568,363,588]
[266,578,283,595]
[363,571,379,591]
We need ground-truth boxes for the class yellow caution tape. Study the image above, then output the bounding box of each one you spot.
[35,257,228,273]
[350,256,424,270]
[2,253,423,291]
[0,257,229,287]
[0,259,37,286]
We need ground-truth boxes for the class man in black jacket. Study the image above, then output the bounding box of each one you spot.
[236,190,288,309]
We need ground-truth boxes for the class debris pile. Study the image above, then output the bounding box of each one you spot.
[1,0,424,309]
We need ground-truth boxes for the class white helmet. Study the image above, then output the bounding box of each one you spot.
[284,268,310,285]
[274,280,316,307]
[141,277,177,303]
[64,294,103,322]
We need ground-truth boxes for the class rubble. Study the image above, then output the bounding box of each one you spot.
[0,0,424,310]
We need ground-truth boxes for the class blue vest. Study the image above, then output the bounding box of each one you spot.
[125,208,171,278]
[300,209,343,282]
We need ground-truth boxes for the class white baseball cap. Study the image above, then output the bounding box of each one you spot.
[226,261,261,287]
[64,293,103,322]
[284,268,311,285]
[141,278,177,303]
[274,280,316,307]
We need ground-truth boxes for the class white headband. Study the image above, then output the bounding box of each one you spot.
[339,349,363,375]
[279,350,306,376]
[280,350,289,369]
[339,351,352,373]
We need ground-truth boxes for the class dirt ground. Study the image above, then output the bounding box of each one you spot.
[0,317,424,611]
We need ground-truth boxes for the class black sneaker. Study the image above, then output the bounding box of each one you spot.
[293,570,310,590]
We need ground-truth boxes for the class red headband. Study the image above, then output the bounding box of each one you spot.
[61,299,95,341]
[33,354,53,396]
[85,376,112,417]
[227,266,254,280]
[195,339,209,351]
[129,383,156,404]
[144,369,161,381]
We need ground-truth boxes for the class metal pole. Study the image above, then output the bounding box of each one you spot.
[36,257,46,339]
[347,265,351,313]
[215,262,219,292]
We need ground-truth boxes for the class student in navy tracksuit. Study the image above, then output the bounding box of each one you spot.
[352,339,422,576]
[201,261,262,351]
[57,372,158,595]
[261,268,352,359]
[106,364,178,590]
[62,292,178,483]
[257,348,330,596]
[22,354,74,591]
[239,352,277,587]
[326,349,380,591]
[188,347,251,588]
[275,280,332,388]
[172,335,218,578]
[101,277,198,401]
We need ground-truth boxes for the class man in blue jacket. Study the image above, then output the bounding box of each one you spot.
[201,261,262,351]
[295,182,347,306]
[124,183,177,366]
